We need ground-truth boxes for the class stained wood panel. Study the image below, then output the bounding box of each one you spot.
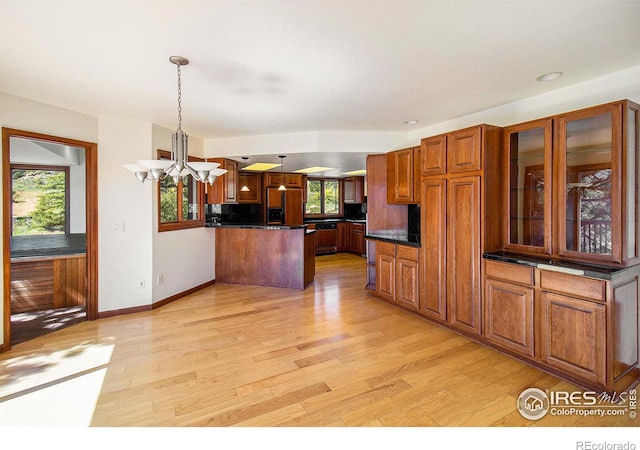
[10,254,86,313]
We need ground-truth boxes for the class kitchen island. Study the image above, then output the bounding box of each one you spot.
[212,225,316,289]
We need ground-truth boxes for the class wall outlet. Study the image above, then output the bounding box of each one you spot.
[157,274,164,285]
[138,279,145,288]
[113,222,125,232]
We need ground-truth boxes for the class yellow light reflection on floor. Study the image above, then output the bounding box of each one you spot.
[0,340,114,426]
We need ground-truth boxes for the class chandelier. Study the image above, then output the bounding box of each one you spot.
[125,56,227,184]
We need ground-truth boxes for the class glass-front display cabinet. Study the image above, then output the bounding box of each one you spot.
[557,100,638,267]
[503,118,553,255]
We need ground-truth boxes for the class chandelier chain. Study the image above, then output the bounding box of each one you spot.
[177,63,182,129]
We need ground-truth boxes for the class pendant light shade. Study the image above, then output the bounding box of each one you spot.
[240,156,250,192]
[125,56,226,184]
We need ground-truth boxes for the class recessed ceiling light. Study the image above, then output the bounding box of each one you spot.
[404,120,419,125]
[243,162,281,172]
[536,71,563,81]
[343,169,367,176]
[294,166,335,174]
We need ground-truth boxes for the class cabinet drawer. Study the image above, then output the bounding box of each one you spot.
[484,260,534,286]
[397,245,419,262]
[376,241,396,257]
[540,270,606,302]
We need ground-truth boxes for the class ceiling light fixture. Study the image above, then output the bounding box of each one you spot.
[536,71,563,81]
[124,56,227,184]
[277,155,287,191]
[240,157,250,192]
[404,120,419,125]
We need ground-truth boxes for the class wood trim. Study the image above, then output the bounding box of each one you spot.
[98,304,151,318]
[2,128,99,350]
[152,279,215,310]
[98,281,217,319]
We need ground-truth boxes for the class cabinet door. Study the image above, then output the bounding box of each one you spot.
[207,158,238,204]
[387,148,416,203]
[420,178,447,321]
[503,118,552,255]
[540,291,606,386]
[343,176,364,203]
[351,223,365,255]
[421,134,447,176]
[336,222,350,251]
[484,278,535,358]
[376,252,396,302]
[396,246,419,311]
[238,172,262,204]
[447,126,481,173]
[447,176,481,335]
[556,102,622,265]
[285,173,304,189]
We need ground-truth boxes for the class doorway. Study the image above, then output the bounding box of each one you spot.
[2,128,98,351]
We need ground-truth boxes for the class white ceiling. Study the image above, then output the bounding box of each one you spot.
[2,1,640,174]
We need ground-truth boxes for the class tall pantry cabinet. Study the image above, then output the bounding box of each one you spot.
[419,125,502,336]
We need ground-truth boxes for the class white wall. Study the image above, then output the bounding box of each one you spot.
[151,125,215,302]
[0,92,98,346]
[407,65,640,144]
[97,116,154,312]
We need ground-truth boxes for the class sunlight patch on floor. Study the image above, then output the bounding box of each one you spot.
[0,340,114,426]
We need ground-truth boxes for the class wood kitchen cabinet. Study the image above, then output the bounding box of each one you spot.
[420,124,502,336]
[375,241,396,303]
[350,222,365,255]
[503,100,640,268]
[372,240,419,311]
[483,260,535,358]
[482,256,640,391]
[539,273,607,386]
[207,158,238,204]
[264,172,305,189]
[238,172,262,204]
[395,245,420,311]
[343,176,365,203]
[337,221,350,251]
[387,146,420,204]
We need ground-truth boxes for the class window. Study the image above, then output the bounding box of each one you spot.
[305,178,341,217]
[11,165,69,236]
[158,150,205,231]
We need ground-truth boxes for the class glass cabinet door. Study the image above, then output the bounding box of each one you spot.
[557,103,622,264]
[503,118,552,254]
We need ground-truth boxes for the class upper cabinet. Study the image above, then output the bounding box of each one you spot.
[206,158,238,204]
[557,101,638,267]
[238,172,262,204]
[264,172,305,189]
[387,146,420,204]
[421,125,483,177]
[502,100,639,267]
[343,176,365,203]
[503,118,553,255]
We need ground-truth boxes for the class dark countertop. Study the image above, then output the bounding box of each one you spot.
[206,223,308,230]
[365,231,420,248]
[483,251,637,281]
[11,233,87,259]
[304,218,366,224]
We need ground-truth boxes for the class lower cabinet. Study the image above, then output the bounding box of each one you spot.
[483,259,638,391]
[484,278,535,358]
[373,240,419,311]
[540,290,606,386]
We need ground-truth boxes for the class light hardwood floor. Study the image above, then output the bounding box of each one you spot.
[0,253,637,428]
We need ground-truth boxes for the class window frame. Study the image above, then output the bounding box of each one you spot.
[157,149,205,232]
[10,164,70,236]
[304,177,343,218]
